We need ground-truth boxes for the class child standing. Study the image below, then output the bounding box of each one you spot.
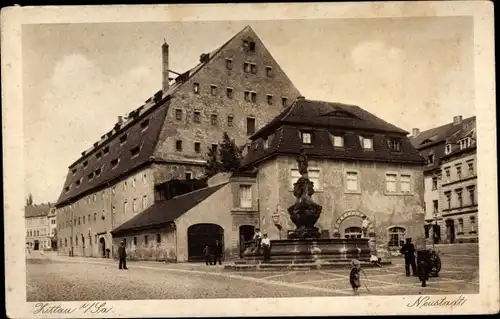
[349,259,362,295]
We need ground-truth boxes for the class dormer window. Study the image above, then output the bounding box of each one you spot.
[445,144,452,154]
[88,172,94,180]
[301,132,312,144]
[95,168,101,176]
[75,178,82,187]
[96,152,102,160]
[263,138,269,149]
[130,145,140,157]
[120,134,127,145]
[83,161,88,168]
[388,139,401,151]
[459,137,471,150]
[427,154,435,164]
[332,135,344,148]
[266,66,273,77]
[193,83,200,94]
[71,168,77,175]
[111,158,119,168]
[359,136,373,149]
[141,119,149,130]
[103,146,109,155]
[225,58,233,70]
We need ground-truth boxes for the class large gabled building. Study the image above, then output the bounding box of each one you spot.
[410,115,477,244]
[55,25,301,258]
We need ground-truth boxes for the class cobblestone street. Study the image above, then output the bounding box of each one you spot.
[27,244,479,301]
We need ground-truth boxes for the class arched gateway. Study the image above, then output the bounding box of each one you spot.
[333,210,375,238]
[187,223,224,262]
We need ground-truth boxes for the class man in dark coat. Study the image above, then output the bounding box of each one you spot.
[203,244,211,265]
[417,250,430,287]
[213,240,223,265]
[118,241,128,270]
[400,238,417,276]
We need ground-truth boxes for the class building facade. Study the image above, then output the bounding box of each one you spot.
[110,98,427,262]
[410,115,477,244]
[25,203,54,251]
[55,25,301,257]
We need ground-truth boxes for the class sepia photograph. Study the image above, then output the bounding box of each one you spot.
[2,2,498,317]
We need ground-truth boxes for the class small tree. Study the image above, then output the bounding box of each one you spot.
[204,145,220,178]
[26,193,33,206]
[219,132,243,173]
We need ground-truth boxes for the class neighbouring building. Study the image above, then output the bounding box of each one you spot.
[410,115,477,244]
[55,25,301,258]
[25,203,55,251]
[111,98,427,262]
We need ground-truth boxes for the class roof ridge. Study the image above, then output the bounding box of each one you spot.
[168,182,227,201]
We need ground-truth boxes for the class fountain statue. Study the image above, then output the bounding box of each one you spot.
[287,149,323,239]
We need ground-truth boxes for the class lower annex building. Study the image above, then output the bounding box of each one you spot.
[111,98,427,262]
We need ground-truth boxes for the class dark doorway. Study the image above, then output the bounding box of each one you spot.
[239,225,255,257]
[187,223,224,262]
[34,240,39,251]
[99,237,106,257]
[433,224,441,244]
[445,220,455,244]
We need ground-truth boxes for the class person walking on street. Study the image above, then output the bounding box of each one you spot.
[400,238,417,276]
[213,240,223,265]
[118,241,128,270]
[417,250,430,287]
[261,234,271,262]
[203,244,211,265]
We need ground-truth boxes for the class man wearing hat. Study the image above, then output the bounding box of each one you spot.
[118,240,128,270]
[400,238,417,276]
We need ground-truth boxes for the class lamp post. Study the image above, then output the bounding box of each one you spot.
[432,211,438,251]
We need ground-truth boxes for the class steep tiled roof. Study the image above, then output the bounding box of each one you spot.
[25,204,52,218]
[56,26,255,207]
[442,119,477,160]
[111,183,227,235]
[242,99,424,168]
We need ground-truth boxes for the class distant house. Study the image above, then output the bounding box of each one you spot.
[110,97,427,262]
[25,203,55,251]
[411,116,477,244]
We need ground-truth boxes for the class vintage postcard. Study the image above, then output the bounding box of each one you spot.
[2,2,498,317]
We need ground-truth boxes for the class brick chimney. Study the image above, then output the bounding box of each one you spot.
[297,96,305,100]
[412,128,420,137]
[117,116,123,124]
[162,40,169,93]
[453,115,463,125]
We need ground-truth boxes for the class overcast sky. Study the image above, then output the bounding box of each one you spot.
[22,17,474,203]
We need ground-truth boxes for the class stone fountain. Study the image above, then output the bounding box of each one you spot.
[236,150,374,269]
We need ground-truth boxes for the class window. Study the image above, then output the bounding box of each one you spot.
[94,213,97,221]
[388,226,406,247]
[344,227,363,239]
[467,186,475,205]
[267,94,273,105]
[444,191,451,209]
[470,216,476,232]
[75,236,78,246]
[282,97,287,107]
[96,152,102,160]
[243,40,256,52]
[103,146,109,155]
[112,186,116,195]
[308,169,320,190]
[244,91,250,101]
[143,174,147,184]
[95,168,102,176]
[144,235,149,245]
[226,87,233,99]
[211,114,218,126]
[88,172,94,180]
[123,181,127,191]
[243,62,250,73]
[346,171,359,192]
[141,119,149,130]
[176,140,183,151]
[239,185,252,208]
[133,237,137,246]
[385,174,397,193]
[132,178,136,188]
[458,219,464,233]
[400,174,411,193]
[88,214,90,223]
[175,109,182,121]
[332,135,344,148]
[193,111,201,123]
[76,178,82,187]
[445,144,452,154]
[194,142,201,153]
[301,132,312,144]
[185,172,192,180]
[250,63,257,74]
[72,168,77,175]
[130,145,140,157]
[456,189,463,207]
[133,198,137,213]
[123,201,128,214]
[225,58,233,70]
[211,144,218,153]
[263,138,269,149]
[227,116,234,127]
[427,154,435,164]
[111,159,119,168]
[112,205,116,217]
[193,83,199,94]
[459,137,471,149]
[82,216,85,224]
[432,177,438,190]
[433,200,439,214]
[388,139,401,151]
[251,92,257,103]
[467,161,474,176]
[456,165,462,180]
[142,195,148,209]
[156,234,161,244]
[120,134,127,145]
[246,118,256,136]
[83,161,88,168]
[266,66,273,77]
[210,85,217,96]
[359,136,373,149]
[444,167,451,179]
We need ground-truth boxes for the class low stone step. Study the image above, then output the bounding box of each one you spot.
[224,261,391,271]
